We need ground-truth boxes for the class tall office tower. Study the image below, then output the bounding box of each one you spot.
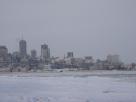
[0,46,8,61]
[31,50,37,58]
[41,44,50,64]
[0,46,8,66]
[19,40,27,58]
[67,52,74,58]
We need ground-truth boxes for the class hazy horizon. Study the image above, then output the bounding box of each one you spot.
[0,0,136,63]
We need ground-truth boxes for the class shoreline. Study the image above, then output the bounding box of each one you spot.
[0,70,136,77]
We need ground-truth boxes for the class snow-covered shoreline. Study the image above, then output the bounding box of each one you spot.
[0,70,136,77]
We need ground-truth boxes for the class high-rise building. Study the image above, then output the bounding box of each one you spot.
[0,45,8,59]
[0,46,8,66]
[19,40,27,58]
[41,44,50,64]
[31,50,37,58]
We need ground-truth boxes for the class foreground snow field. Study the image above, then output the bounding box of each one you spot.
[0,72,136,102]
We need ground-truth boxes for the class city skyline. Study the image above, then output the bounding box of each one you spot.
[0,34,135,64]
[0,1,136,101]
[0,0,136,63]
[0,39,123,65]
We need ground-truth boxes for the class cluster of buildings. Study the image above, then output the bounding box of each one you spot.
[0,39,50,72]
[52,54,136,71]
[0,39,136,72]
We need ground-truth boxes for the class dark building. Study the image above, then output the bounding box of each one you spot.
[19,40,27,58]
[0,46,9,67]
[0,46,8,57]
[41,44,50,64]
[31,50,37,58]
[67,52,74,58]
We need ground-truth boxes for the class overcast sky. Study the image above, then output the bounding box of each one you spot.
[0,0,136,63]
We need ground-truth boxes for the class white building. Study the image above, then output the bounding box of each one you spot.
[107,54,121,64]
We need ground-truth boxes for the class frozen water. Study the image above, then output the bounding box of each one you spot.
[0,72,136,102]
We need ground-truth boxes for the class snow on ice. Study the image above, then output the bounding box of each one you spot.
[0,72,136,102]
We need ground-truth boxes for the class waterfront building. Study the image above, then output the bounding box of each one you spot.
[41,44,50,64]
[31,50,37,58]
[67,52,74,58]
[0,46,9,67]
[107,54,120,64]
[19,40,27,58]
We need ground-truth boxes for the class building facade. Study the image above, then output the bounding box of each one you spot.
[31,50,37,58]
[41,44,50,64]
[0,46,9,67]
[19,40,27,58]
[107,54,120,64]
[67,52,74,58]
